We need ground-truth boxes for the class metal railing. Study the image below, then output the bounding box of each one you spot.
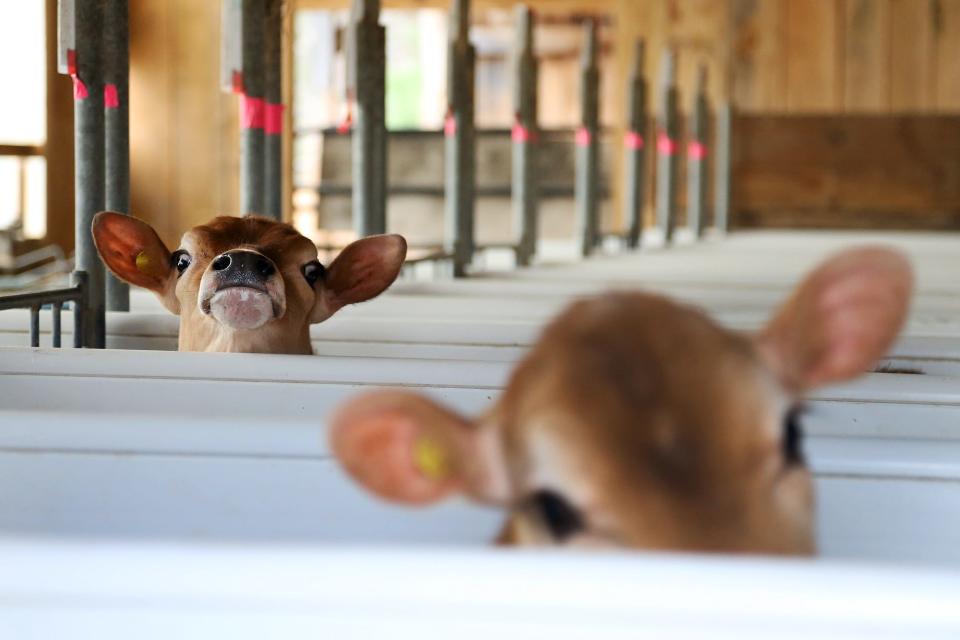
[0,271,90,348]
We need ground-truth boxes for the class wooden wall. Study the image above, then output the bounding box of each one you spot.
[129,0,240,246]
[617,0,960,115]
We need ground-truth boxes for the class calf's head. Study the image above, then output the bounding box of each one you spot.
[331,248,912,554]
[93,212,406,353]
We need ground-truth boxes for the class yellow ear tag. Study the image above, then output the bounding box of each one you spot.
[413,436,448,481]
[135,251,151,272]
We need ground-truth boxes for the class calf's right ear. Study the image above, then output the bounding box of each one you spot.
[92,211,180,314]
[329,390,509,506]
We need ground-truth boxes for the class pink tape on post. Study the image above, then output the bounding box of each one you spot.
[444,113,457,137]
[336,108,353,134]
[625,131,644,150]
[657,131,677,156]
[575,127,592,147]
[688,140,707,160]
[104,84,119,109]
[231,71,244,94]
[265,103,284,135]
[241,95,265,129]
[512,123,534,143]
[67,50,88,101]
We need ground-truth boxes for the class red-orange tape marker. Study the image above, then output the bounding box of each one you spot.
[512,123,535,143]
[67,50,88,101]
[265,103,284,135]
[688,140,707,160]
[444,113,457,137]
[657,131,677,156]
[336,107,353,134]
[231,71,244,94]
[625,131,644,150]
[575,127,592,147]
[104,84,119,109]
[241,95,265,130]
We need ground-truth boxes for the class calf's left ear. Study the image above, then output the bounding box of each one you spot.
[311,234,406,323]
[756,247,913,391]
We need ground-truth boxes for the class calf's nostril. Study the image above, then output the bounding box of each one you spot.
[212,254,231,271]
[256,256,275,277]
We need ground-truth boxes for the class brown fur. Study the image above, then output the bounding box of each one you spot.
[93,212,406,354]
[330,247,912,555]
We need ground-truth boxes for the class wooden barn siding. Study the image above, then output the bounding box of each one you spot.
[730,0,960,113]
[731,114,960,229]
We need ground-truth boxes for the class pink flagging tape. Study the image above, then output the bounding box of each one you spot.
[444,113,457,137]
[67,49,88,101]
[104,84,119,109]
[575,127,592,147]
[231,71,244,94]
[241,95,265,130]
[265,103,284,135]
[336,108,353,134]
[625,130,644,150]
[688,140,707,160]
[657,131,677,156]
[512,123,535,143]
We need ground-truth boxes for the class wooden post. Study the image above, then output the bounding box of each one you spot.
[623,39,647,249]
[512,6,538,267]
[445,0,476,277]
[686,64,709,239]
[348,0,387,236]
[574,19,600,257]
[654,49,679,245]
[104,0,130,311]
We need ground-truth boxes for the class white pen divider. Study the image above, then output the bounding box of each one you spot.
[4,307,960,375]
[2,348,960,564]
[1,540,959,638]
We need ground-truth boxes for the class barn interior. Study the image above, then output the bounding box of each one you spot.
[1,0,960,635]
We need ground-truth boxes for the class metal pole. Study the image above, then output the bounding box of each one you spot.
[512,5,538,267]
[623,38,647,249]
[445,0,476,277]
[263,0,283,220]
[713,103,732,233]
[574,19,600,257]
[349,0,387,237]
[241,0,266,216]
[104,0,130,310]
[64,0,106,348]
[71,270,88,349]
[686,64,709,239]
[655,49,679,245]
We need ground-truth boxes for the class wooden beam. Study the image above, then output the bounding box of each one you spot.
[294,0,614,11]
[732,114,960,229]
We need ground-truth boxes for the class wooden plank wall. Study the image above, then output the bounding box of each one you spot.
[129,0,239,247]
[731,0,960,113]
[732,114,960,228]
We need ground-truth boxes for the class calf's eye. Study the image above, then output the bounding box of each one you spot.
[783,406,806,465]
[529,489,584,541]
[302,261,325,286]
[171,251,191,276]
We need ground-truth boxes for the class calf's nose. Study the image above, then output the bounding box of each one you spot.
[212,250,277,286]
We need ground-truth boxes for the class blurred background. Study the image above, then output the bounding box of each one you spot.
[1,0,959,273]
